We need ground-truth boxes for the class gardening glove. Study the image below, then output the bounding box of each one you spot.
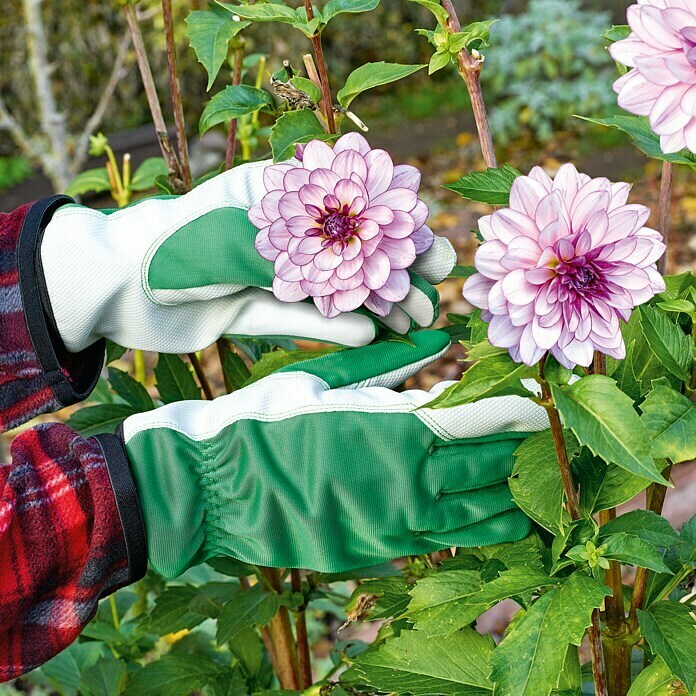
[108,330,549,576]
[39,160,456,354]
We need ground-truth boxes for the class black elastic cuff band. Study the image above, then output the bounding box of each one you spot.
[94,432,148,584]
[17,196,105,406]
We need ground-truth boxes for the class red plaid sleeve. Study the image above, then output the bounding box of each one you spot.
[0,199,104,433]
[0,422,145,681]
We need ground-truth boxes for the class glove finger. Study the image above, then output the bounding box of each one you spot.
[277,329,451,389]
[224,288,377,347]
[410,235,457,285]
[421,509,532,548]
[380,272,440,334]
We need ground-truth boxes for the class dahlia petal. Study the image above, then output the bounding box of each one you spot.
[274,251,303,282]
[273,277,308,303]
[527,166,553,191]
[509,175,548,218]
[508,302,535,327]
[490,209,538,243]
[478,215,495,241]
[462,273,494,309]
[362,205,396,226]
[501,236,542,271]
[649,83,691,134]
[535,189,565,229]
[332,149,368,182]
[287,237,315,266]
[364,292,393,317]
[336,253,364,279]
[362,249,391,290]
[248,203,270,230]
[373,268,410,301]
[300,279,333,296]
[335,179,364,206]
[268,218,292,250]
[525,267,555,284]
[255,227,280,261]
[333,132,371,155]
[278,191,306,220]
[330,269,365,291]
[572,191,611,232]
[381,210,415,238]
[314,295,340,318]
[609,36,661,67]
[475,240,507,279]
[314,246,343,271]
[358,219,381,240]
[380,236,416,270]
[364,149,394,197]
[373,188,418,212]
[264,163,293,191]
[684,119,696,152]
[297,235,327,255]
[644,265,667,292]
[628,5,681,50]
[308,168,341,192]
[616,70,663,116]
[283,168,311,192]
[682,86,696,114]
[660,129,688,153]
[299,183,329,208]
[532,315,562,350]
[286,215,320,237]
[302,262,334,283]
[411,225,435,254]
[519,324,546,366]
[660,7,696,34]
[488,280,508,314]
[342,236,363,261]
[391,164,421,191]
[488,315,524,349]
[361,231,384,257]
[411,200,429,229]
[609,182,631,211]
[501,269,539,305]
[261,189,284,221]
[635,56,680,86]
[584,209,609,246]
[538,215,570,248]
[302,140,336,170]
[551,163,582,210]
[559,338,594,367]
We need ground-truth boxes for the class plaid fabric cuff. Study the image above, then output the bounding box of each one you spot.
[0,423,142,681]
[0,198,104,433]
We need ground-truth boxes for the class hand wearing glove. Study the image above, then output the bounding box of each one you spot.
[113,330,549,576]
[40,161,456,354]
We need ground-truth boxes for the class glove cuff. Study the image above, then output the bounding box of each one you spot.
[95,431,148,584]
[0,197,104,432]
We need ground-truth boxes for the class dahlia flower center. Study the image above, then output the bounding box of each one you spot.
[322,212,359,242]
[556,259,602,295]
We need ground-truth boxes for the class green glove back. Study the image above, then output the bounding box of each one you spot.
[121,331,549,576]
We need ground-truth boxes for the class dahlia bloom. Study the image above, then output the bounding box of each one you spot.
[463,164,666,368]
[249,133,434,318]
[610,0,696,153]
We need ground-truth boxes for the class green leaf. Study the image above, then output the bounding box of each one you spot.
[79,655,128,696]
[408,567,558,636]
[638,602,696,692]
[509,429,573,535]
[106,340,127,364]
[428,50,451,74]
[448,265,477,279]
[490,573,610,696]
[289,76,322,104]
[42,642,106,695]
[217,1,300,25]
[337,62,426,108]
[407,0,449,26]
[155,353,202,403]
[550,376,664,484]
[427,351,536,408]
[148,585,207,634]
[639,305,692,383]
[186,7,249,90]
[346,576,411,622]
[599,510,681,548]
[603,25,630,43]
[443,164,521,205]
[679,514,696,568]
[320,0,380,24]
[627,655,684,696]
[129,157,168,192]
[245,346,342,384]
[658,272,695,303]
[207,556,255,577]
[107,367,155,411]
[65,403,139,437]
[269,109,338,162]
[641,384,696,464]
[221,348,251,390]
[657,299,696,316]
[577,115,696,170]
[600,533,672,573]
[352,627,495,694]
[200,85,275,136]
[217,585,281,645]
[125,654,225,696]
[65,168,111,197]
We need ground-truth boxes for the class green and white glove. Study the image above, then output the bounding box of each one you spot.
[40,162,456,353]
[116,331,548,576]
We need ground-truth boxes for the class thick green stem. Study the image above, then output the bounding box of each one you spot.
[602,635,633,696]
[133,349,146,384]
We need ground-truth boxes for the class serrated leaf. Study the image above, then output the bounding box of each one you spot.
[601,533,672,573]
[155,353,202,403]
[658,272,696,303]
[346,576,411,622]
[320,0,380,24]
[408,0,449,25]
[207,556,255,577]
[337,62,426,108]
[449,265,477,279]
[129,157,168,191]
[641,385,696,464]
[627,655,685,696]
[550,376,664,484]
[509,429,573,535]
[105,340,127,364]
[125,654,225,696]
[79,654,128,696]
[352,627,495,694]
[289,75,322,103]
[107,367,155,411]
[603,25,630,43]
[638,602,696,692]
[490,573,610,696]
[599,510,680,548]
[577,115,696,170]
[42,642,106,695]
[443,164,521,205]
[639,305,692,383]
[199,85,275,136]
[217,586,281,645]
[186,7,249,90]
[65,403,139,437]
[245,346,342,384]
[220,348,251,390]
[269,109,338,162]
[217,1,300,25]
[679,514,696,568]
[65,168,111,197]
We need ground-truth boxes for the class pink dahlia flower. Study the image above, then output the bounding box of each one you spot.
[249,133,434,318]
[610,0,696,153]
[463,164,666,368]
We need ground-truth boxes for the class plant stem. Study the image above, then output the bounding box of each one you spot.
[602,633,632,696]
[628,463,673,629]
[109,595,120,630]
[600,508,626,629]
[226,48,245,170]
[161,0,192,190]
[188,352,214,400]
[260,567,302,690]
[302,1,336,134]
[291,569,313,688]
[133,349,147,384]
[657,161,673,275]
[439,0,497,168]
[122,1,184,190]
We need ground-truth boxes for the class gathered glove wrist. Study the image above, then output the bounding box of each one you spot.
[117,331,549,577]
[39,162,455,354]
